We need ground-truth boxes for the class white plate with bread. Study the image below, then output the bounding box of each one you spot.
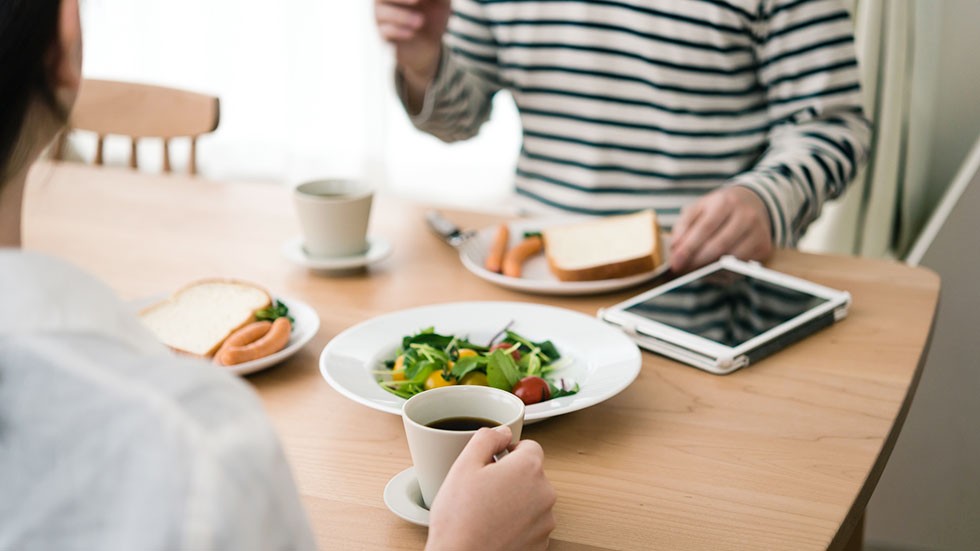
[137,280,320,376]
[460,211,669,296]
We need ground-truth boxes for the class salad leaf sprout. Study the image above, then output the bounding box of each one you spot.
[255,300,294,325]
[377,327,578,404]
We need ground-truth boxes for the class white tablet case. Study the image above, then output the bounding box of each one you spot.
[599,256,851,375]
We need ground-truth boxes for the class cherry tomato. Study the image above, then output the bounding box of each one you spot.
[459,371,489,386]
[490,342,522,361]
[457,348,479,359]
[512,376,551,405]
[424,371,457,390]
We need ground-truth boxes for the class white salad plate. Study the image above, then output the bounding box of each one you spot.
[281,235,392,272]
[133,295,320,377]
[319,301,642,423]
[384,467,429,526]
[458,218,670,296]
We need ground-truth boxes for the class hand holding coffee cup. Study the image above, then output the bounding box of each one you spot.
[293,179,373,258]
[404,387,557,550]
[427,427,557,551]
[401,386,525,508]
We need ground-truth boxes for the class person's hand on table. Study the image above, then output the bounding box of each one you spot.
[426,426,557,551]
[374,0,450,111]
[670,186,774,273]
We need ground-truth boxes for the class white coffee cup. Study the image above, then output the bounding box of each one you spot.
[402,386,525,509]
[293,179,373,258]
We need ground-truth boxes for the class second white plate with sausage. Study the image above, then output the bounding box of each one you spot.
[132,295,320,376]
[458,218,670,296]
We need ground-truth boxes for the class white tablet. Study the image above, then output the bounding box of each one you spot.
[598,256,851,375]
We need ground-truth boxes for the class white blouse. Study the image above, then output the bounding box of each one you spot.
[0,251,316,551]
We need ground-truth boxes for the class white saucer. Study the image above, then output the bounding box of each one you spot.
[383,467,429,526]
[281,235,392,271]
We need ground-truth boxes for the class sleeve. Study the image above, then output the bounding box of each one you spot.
[394,0,504,142]
[0,335,319,551]
[177,372,319,551]
[727,0,873,247]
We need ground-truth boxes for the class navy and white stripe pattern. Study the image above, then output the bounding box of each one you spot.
[401,0,872,246]
[625,269,828,346]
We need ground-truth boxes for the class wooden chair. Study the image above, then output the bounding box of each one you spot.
[56,79,220,175]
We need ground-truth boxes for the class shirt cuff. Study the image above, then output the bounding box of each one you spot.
[394,44,451,126]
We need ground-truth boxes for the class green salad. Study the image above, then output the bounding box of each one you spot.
[377,327,579,405]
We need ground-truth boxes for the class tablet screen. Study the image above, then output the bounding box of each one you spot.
[624,268,829,347]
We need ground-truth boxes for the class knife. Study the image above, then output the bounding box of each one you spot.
[425,210,476,248]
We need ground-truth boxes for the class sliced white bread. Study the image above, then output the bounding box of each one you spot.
[139,279,272,357]
[543,211,662,281]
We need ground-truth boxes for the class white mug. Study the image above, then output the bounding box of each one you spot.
[293,179,373,258]
[402,386,525,509]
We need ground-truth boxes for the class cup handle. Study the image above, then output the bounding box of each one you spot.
[492,449,510,462]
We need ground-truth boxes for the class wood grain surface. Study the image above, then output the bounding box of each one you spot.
[23,162,939,550]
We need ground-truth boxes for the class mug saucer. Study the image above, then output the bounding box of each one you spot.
[281,235,392,271]
[383,467,430,526]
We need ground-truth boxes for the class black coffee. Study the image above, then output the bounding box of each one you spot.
[426,416,500,431]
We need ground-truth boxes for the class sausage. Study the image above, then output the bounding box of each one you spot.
[220,321,272,350]
[502,235,543,278]
[484,224,510,274]
[214,321,272,364]
[216,318,291,366]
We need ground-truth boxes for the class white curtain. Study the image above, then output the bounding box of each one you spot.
[77,0,520,207]
[801,0,965,259]
[380,91,521,210]
[79,0,383,182]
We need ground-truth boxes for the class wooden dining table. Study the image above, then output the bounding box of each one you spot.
[23,162,940,550]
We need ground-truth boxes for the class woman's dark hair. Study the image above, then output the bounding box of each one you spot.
[0,0,65,181]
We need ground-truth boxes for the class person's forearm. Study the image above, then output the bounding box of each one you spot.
[394,46,501,143]
[399,62,438,116]
[396,39,443,115]
[745,0,870,246]
[727,109,872,246]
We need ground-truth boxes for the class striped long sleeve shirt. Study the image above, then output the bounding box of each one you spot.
[398,0,872,246]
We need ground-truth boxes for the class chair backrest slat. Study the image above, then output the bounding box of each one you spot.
[63,79,219,175]
[130,138,138,169]
[163,139,172,173]
[95,135,105,166]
